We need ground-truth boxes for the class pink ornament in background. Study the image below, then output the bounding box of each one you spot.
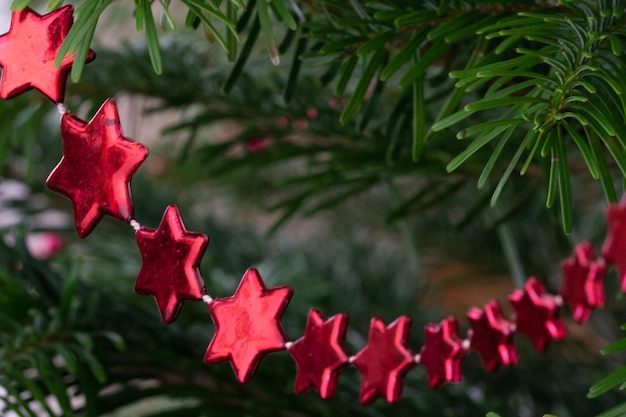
[205,268,293,383]
[0,6,93,102]
[352,316,415,404]
[602,200,626,291]
[420,317,465,389]
[467,300,518,372]
[561,242,606,323]
[509,277,567,352]
[135,205,209,324]
[26,232,63,260]
[288,309,349,399]
[46,99,148,238]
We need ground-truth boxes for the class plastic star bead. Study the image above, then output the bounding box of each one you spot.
[288,309,349,399]
[205,268,293,383]
[419,317,465,389]
[134,205,209,324]
[46,98,148,238]
[561,242,606,323]
[509,277,567,352]
[602,200,626,291]
[0,6,91,102]
[352,316,415,404]
[467,300,518,373]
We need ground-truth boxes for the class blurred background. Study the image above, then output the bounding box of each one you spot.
[1,1,626,416]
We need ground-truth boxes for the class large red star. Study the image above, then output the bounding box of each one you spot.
[352,316,415,404]
[509,277,567,352]
[419,317,465,389]
[602,201,626,291]
[467,300,518,373]
[46,98,148,238]
[561,242,606,323]
[205,268,293,383]
[134,205,209,324]
[288,309,349,399]
[0,6,90,102]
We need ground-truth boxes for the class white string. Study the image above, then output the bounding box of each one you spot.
[284,341,293,349]
[57,103,67,115]
[129,219,141,232]
[554,295,564,307]
[413,353,421,364]
[202,294,214,304]
[347,356,356,364]
[461,339,471,350]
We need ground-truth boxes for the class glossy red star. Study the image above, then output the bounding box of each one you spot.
[561,242,606,323]
[205,268,293,383]
[134,205,209,324]
[602,200,626,291]
[467,300,518,372]
[509,277,567,352]
[0,6,92,102]
[352,316,415,404]
[419,317,465,389]
[288,309,349,399]
[46,98,148,238]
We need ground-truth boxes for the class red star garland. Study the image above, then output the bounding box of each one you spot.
[561,242,606,323]
[467,300,518,372]
[46,98,148,238]
[0,6,92,102]
[509,277,567,352]
[287,309,349,399]
[205,268,293,383]
[134,205,209,324]
[419,317,465,389]
[352,316,415,404]
[602,200,626,291]
[11,10,626,405]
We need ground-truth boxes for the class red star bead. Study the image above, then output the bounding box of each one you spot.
[0,6,92,102]
[134,205,209,324]
[467,300,518,372]
[288,309,349,399]
[46,98,148,238]
[419,317,465,389]
[205,268,293,383]
[352,316,415,404]
[561,242,606,323]
[509,277,567,352]
[602,200,626,291]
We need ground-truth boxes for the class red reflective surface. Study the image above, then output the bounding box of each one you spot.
[205,268,293,383]
[603,200,626,290]
[420,317,464,389]
[288,309,349,399]
[352,316,414,404]
[134,205,208,324]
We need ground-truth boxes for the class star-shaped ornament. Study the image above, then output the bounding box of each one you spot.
[205,268,293,383]
[419,317,465,389]
[602,200,626,291]
[288,309,349,399]
[352,316,415,404]
[561,242,606,323]
[46,98,148,237]
[467,300,518,372]
[509,277,567,352]
[134,205,209,324]
[0,6,93,102]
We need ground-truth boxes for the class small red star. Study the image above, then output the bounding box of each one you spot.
[419,317,465,389]
[134,205,209,324]
[46,98,148,237]
[509,277,567,352]
[0,6,92,102]
[602,200,626,291]
[352,316,415,404]
[205,268,293,383]
[288,309,349,399]
[561,242,606,323]
[467,300,518,372]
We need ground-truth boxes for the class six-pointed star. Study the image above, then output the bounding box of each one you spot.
[46,98,148,237]
[134,205,209,324]
[0,6,92,102]
[205,268,293,383]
